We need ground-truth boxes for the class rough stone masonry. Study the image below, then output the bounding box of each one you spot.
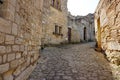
[95,0,120,79]
[41,0,68,46]
[0,0,43,80]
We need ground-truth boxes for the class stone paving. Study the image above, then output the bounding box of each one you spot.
[28,42,114,80]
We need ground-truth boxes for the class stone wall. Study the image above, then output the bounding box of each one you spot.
[41,0,50,46]
[0,0,43,80]
[68,13,95,43]
[42,0,68,46]
[75,14,95,42]
[95,0,120,79]
[68,13,80,43]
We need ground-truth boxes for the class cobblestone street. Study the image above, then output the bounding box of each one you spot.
[28,42,113,80]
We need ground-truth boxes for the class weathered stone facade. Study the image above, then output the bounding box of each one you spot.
[68,13,81,43]
[76,14,95,42]
[68,13,95,43]
[42,0,68,46]
[0,0,43,80]
[95,0,120,79]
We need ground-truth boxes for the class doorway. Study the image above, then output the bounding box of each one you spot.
[83,27,87,41]
[68,28,71,43]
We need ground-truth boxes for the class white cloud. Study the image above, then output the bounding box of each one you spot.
[67,0,99,16]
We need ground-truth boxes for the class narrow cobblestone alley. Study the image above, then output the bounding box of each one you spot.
[28,42,113,80]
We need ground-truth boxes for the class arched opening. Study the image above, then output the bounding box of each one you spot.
[68,28,71,43]
[83,27,87,41]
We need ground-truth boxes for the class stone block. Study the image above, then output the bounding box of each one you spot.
[0,18,12,34]
[9,0,16,7]
[26,57,30,66]
[20,62,27,71]
[0,32,5,44]
[115,13,120,26]
[0,46,6,54]
[107,51,120,65]
[5,35,14,44]
[110,29,117,38]
[13,66,21,76]
[3,55,7,63]
[3,69,14,80]
[12,23,18,35]
[10,59,19,68]
[116,1,120,12]
[8,53,15,62]
[6,46,12,53]
[5,4,15,22]
[18,58,25,65]
[16,2,20,12]
[14,13,20,25]
[12,45,19,52]
[0,63,9,73]
[20,45,24,51]
[15,37,23,44]
[108,42,120,50]
[16,53,21,59]
[15,65,34,80]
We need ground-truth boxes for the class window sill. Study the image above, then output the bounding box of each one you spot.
[53,32,63,36]
[50,6,62,12]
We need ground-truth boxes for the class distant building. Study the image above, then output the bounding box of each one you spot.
[68,13,95,43]
[67,13,81,43]
[42,0,68,46]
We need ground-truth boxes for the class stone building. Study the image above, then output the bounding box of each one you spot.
[76,14,95,42]
[68,13,81,43]
[0,0,43,80]
[68,13,95,43]
[42,0,68,46]
[95,0,120,79]
[95,0,120,66]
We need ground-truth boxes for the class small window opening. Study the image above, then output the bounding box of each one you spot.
[55,25,59,34]
[59,27,62,34]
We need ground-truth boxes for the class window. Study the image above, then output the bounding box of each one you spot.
[59,27,62,34]
[93,31,95,35]
[55,25,59,34]
[51,0,61,11]
[53,24,63,36]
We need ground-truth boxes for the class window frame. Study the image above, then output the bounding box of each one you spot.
[53,24,63,36]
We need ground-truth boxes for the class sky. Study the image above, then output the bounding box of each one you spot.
[67,0,100,16]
